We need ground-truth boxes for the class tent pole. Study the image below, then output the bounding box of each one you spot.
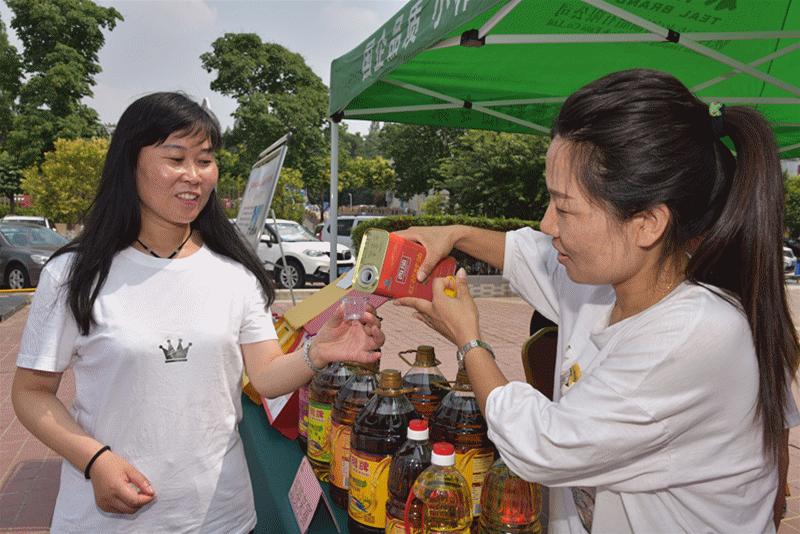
[580,0,800,98]
[479,0,522,36]
[329,119,339,284]
[692,42,800,92]
[779,142,800,154]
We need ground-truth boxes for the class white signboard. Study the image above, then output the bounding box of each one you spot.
[235,134,291,251]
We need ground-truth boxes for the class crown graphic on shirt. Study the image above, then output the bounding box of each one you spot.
[159,338,191,363]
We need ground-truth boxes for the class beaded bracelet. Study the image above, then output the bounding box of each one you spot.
[303,339,326,372]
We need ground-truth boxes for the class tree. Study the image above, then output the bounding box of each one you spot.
[378,123,461,200]
[0,16,20,144]
[437,131,549,219]
[271,166,305,222]
[21,137,108,224]
[5,0,121,169]
[0,151,23,211]
[201,34,328,182]
[785,174,800,238]
[340,155,396,206]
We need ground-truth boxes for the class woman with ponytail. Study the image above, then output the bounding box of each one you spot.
[395,69,799,533]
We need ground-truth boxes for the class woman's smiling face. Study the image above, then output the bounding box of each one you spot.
[539,137,647,287]
[135,130,218,228]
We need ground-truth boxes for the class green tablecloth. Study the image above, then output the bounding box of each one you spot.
[239,394,350,533]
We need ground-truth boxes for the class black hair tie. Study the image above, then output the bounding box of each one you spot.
[709,102,727,138]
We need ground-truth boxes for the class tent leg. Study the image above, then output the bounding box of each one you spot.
[329,120,339,284]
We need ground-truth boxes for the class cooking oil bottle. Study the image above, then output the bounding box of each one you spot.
[298,383,309,453]
[329,360,380,509]
[307,362,354,481]
[430,367,495,528]
[478,458,543,534]
[399,345,450,420]
[385,419,432,534]
[348,369,419,534]
[408,441,472,533]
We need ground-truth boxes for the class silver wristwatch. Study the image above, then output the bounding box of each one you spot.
[456,339,495,367]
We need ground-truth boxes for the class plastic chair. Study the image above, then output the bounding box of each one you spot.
[521,326,558,401]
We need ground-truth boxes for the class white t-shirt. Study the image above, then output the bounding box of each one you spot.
[488,227,799,534]
[17,245,277,533]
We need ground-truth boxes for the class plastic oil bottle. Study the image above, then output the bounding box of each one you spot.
[329,360,380,509]
[430,367,495,528]
[298,384,309,453]
[478,458,543,534]
[348,369,419,534]
[407,441,472,533]
[307,362,354,481]
[385,419,432,534]
[399,345,450,420]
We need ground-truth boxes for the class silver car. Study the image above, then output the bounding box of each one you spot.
[0,222,68,289]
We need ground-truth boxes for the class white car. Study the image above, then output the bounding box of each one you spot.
[2,215,56,232]
[321,215,384,249]
[257,219,354,289]
[784,246,797,275]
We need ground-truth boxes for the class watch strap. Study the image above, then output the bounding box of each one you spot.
[456,339,495,366]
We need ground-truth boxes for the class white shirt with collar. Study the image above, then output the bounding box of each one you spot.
[488,227,798,534]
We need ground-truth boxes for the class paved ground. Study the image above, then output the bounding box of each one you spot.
[3,287,800,531]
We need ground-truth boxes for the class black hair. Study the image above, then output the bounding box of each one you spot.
[51,92,274,334]
[552,68,798,461]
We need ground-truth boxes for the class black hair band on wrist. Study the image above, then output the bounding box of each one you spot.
[84,445,111,479]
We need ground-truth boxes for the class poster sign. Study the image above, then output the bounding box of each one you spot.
[234,133,291,251]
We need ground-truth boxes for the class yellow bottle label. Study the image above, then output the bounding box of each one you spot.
[330,420,351,490]
[307,400,332,462]
[386,515,421,534]
[455,449,495,516]
[298,386,309,438]
[348,450,392,528]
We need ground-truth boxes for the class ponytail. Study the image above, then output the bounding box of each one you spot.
[553,69,799,461]
[689,107,799,459]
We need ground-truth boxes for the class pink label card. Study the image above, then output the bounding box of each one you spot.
[288,456,340,533]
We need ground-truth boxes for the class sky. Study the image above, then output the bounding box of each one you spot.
[0,0,407,136]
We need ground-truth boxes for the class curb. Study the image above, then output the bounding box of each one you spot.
[0,294,32,321]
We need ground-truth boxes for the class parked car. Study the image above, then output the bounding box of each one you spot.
[784,246,797,274]
[257,219,354,289]
[0,222,68,289]
[2,215,56,232]
[321,215,384,249]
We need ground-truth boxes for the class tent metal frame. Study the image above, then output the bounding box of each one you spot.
[328,0,800,281]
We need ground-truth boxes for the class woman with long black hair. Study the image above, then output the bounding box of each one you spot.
[11,92,383,532]
[396,69,799,533]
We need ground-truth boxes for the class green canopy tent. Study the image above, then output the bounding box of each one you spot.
[325,0,800,280]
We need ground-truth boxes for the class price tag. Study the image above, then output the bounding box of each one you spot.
[288,456,341,533]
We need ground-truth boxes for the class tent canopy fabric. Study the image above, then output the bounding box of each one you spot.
[329,0,800,157]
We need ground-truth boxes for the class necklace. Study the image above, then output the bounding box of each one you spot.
[136,230,193,259]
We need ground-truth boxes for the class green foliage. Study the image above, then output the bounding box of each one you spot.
[341,155,395,192]
[0,151,23,210]
[4,0,121,169]
[21,137,108,224]
[350,215,538,274]
[0,17,20,144]
[201,33,328,182]
[378,123,461,200]
[420,192,450,215]
[215,147,246,205]
[271,166,304,222]
[437,131,549,220]
[785,175,800,237]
